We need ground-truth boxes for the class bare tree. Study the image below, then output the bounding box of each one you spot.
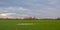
[56,17,60,20]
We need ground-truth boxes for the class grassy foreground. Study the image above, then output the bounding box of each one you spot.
[0,20,60,30]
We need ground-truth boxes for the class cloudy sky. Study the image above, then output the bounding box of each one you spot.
[0,0,60,18]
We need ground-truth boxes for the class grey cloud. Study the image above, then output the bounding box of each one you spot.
[0,0,60,18]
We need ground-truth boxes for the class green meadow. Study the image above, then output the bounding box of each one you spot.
[0,20,60,30]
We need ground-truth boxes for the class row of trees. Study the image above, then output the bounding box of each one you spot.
[0,17,38,20]
[0,17,60,20]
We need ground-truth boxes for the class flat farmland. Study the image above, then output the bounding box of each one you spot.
[0,20,60,30]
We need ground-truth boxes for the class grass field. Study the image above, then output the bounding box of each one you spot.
[0,20,60,30]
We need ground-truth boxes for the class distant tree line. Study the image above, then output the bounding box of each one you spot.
[0,17,60,20]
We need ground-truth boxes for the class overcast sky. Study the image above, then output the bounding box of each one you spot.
[0,0,60,18]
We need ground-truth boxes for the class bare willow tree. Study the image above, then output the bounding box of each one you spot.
[56,17,60,20]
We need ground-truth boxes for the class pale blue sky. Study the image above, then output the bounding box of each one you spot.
[0,0,60,18]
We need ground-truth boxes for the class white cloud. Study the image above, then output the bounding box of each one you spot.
[0,13,31,18]
[0,7,29,13]
[3,7,28,11]
[16,14,31,18]
[0,13,16,18]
